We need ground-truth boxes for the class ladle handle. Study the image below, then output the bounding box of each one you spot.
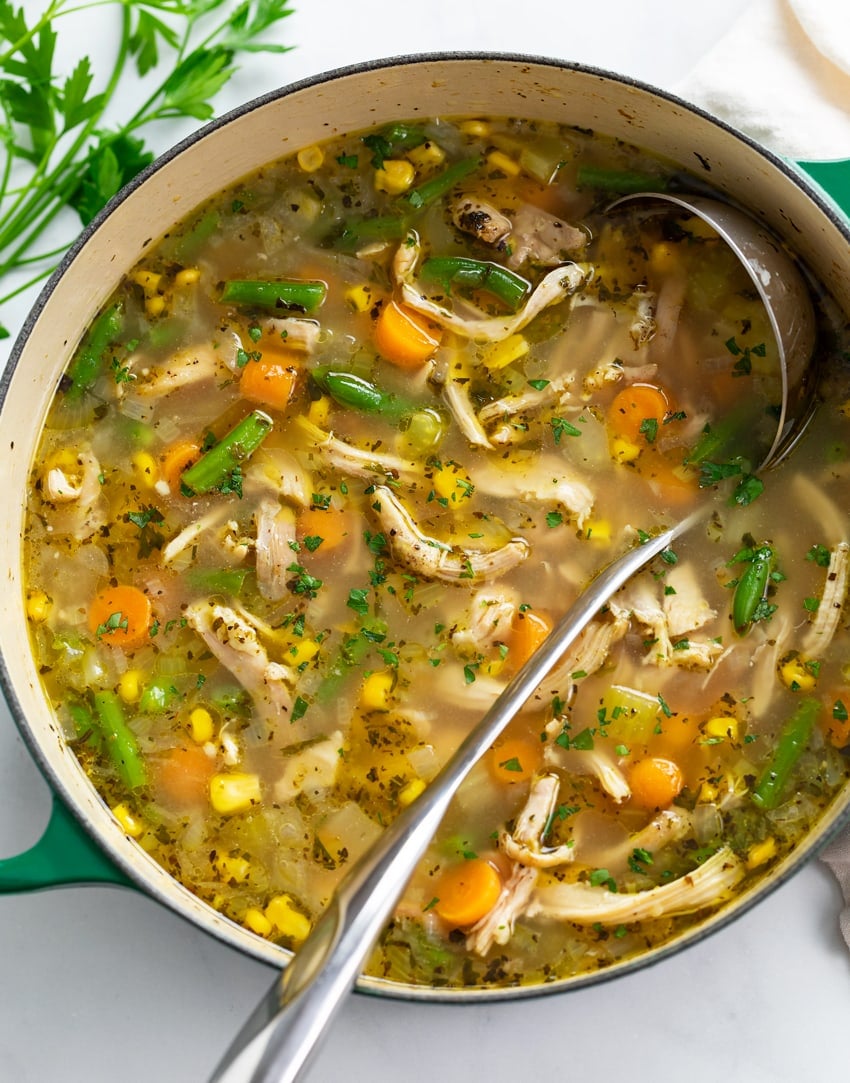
[208,510,701,1083]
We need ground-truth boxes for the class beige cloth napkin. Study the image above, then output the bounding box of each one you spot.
[680,0,850,936]
[675,0,850,159]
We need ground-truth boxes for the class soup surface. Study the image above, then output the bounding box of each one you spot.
[23,114,850,989]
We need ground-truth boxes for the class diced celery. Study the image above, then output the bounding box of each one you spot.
[599,685,661,745]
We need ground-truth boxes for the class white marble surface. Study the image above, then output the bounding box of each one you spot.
[3,2,850,1081]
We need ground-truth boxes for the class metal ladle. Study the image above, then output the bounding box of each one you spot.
[209,195,817,1083]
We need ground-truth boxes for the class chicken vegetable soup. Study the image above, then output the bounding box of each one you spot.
[24,115,850,988]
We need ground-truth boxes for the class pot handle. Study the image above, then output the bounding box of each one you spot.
[0,794,132,892]
[794,158,850,218]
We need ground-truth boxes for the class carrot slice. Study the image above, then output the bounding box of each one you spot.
[88,585,152,650]
[239,350,299,411]
[608,384,669,443]
[373,299,442,369]
[629,756,684,810]
[297,505,352,552]
[488,736,542,784]
[507,609,553,673]
[154,744,216,809]
[159,439,201,493]
[434,859,502,926]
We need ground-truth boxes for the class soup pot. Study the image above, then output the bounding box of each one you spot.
[2,53,850,1002]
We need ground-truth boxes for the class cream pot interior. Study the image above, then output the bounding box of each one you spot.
[3,53,850,1001]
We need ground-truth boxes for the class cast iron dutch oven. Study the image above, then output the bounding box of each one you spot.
[2,53,850,1000]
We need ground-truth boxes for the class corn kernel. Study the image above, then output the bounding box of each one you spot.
[698,781,719,803]
[26,590,51,623]
[132,270,162,292]
[174,267,201,287]
[432,465,472,503]
[189,706,214,744]
[483,655,506,678]
[406,141,446,171]
[487,150,521,177]
[244,908,273,937]
[779,656,818,692]
[360,670,394,712]
[610,436,641,464]
[131,451,158,489]
[481,333,529,371]
[112,802,144,838]
[265,894,312,941]
[118,669,143,704]
[210,772,261,814]
[704,715,739,743]
[345,284,375,313]
[459,119,489,137]
[215,853,251,884]
[584,519,612,544]
[307,395,331,427]
[145,294,166,318]
[45,448,78,473]
[288,639,321,666]
[297,145,324,173]
[374,159,416,195]
[398,777,426,806]
[747,836,777,870]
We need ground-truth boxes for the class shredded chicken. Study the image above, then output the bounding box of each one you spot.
[255,498,297,602]
[274,732,343,803]
[533,615,630,707]
[40,447,107,541]
[295,417,421,486]
[662,563,716,637]
[506,203,587,268]
[465,864,538,956]
[185,601,303,737]
[467,774,568,955]
[450,197,512,246]
[802,541,850,658]
[469,454,594,529]
[451,586,519,655]
[261,317,321,355]
[441,374,494,449]
[161,504,234,566]
[126,342,232,399]
[610,573,722,670]
[545,744,631,803]
[528,846,745,924]
[372,484,529,583]
[500,774,576,868]
[394,231,587,343]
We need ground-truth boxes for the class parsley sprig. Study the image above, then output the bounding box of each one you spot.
[0,0,294,337]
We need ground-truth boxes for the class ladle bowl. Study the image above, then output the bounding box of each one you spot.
[209,194,820,1082]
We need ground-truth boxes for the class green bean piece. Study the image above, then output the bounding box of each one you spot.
[732,545,774,633]
[576,165,670,194]
[420,257,530,312]
[752,697,820,810]
[363,123,427,167]
[403,157,483,210]
[187,567,250,595]
[138,675,182,715]
[331,214,408,253]
[64,302,123,399]
[181,410,273,496]
[310,369,416,422]
[220,278,327,312]
[92,690,147,790]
